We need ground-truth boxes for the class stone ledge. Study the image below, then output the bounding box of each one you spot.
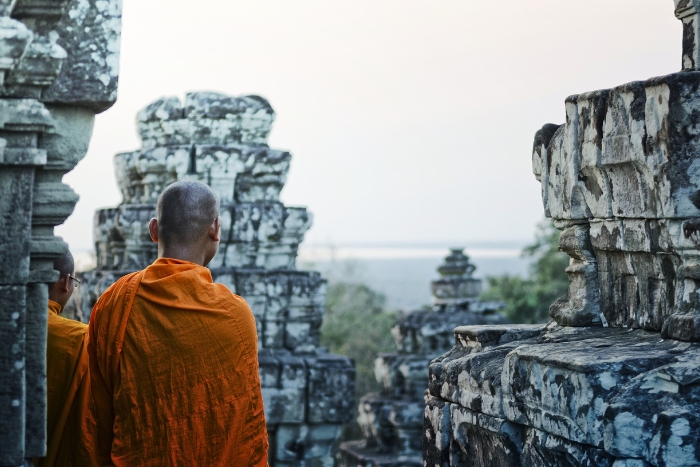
[427,325,700,466]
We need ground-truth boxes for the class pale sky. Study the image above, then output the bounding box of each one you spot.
[57,0,681,252]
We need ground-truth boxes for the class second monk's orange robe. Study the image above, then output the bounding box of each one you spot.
[88,258,268,467]
[37,300,100,467]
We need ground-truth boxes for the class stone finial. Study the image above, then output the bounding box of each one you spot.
[675,0,700,70]
[430,248,482,305]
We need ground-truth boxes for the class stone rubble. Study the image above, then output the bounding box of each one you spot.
[78,92,355,467]
[337,249,508,467]
[0,1,122,465]
[423,3,700,466]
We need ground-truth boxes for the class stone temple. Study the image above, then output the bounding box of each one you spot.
[338,249,508,467]
[423,3,700,466]
[0,0,122,465]
[76,92,355,467]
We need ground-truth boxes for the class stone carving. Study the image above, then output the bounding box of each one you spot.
[423,5,700,467]
[78,92,355,467]
[0,1,121,465]
[337,250,507,467]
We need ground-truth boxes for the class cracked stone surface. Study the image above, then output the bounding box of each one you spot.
[423,5,700,466]
[337,250,508,467]
[0,0,121,464]
[76,92,354,467]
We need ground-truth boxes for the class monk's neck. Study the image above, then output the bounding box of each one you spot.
[158,245,207,266]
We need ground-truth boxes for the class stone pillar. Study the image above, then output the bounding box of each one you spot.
[675,0,700,70]
[0,1,121,465]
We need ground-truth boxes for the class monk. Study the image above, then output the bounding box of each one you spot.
[88,180,268,467]
[38,251,100,467]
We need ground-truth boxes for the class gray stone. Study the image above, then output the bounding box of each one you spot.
[338,251,509,466]
[423,7,700,466]
[77,92,355,466]
[41,0,122,111]
[0,0,121,463]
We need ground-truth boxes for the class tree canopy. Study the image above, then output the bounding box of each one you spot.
[481,219,569,324]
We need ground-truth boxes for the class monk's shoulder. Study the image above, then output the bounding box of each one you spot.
[48,312,88,346]
[210,283,251,311]
[93,271,141,310]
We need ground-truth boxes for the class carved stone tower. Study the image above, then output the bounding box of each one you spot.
[338,249,507,467]
[80,92,355,467]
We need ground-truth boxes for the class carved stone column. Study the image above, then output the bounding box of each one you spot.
[0,1,121,465]
[675,0,700,70]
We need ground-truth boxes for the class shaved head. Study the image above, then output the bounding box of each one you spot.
[157,180,220,247]
[53,250,74,277]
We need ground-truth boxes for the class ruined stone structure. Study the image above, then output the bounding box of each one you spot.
[78,92,355,467]
[0,1,121,465]
[423,3,700,467]
[338,250,507,467]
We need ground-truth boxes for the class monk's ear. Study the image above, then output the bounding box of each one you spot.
[209,216,220,242]
[58,274,70,293]
[149,218,159,243]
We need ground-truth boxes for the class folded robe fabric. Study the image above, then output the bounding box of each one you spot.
[37,300,100,467]
[88,258,268,467]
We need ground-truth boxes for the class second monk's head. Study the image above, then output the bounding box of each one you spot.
[149,180,221,266]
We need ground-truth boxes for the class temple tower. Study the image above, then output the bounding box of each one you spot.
[80,92,355,467]
[338,249,507,467]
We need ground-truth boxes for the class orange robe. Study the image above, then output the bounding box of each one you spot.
[37,300,100,467]
[88,258,268,467]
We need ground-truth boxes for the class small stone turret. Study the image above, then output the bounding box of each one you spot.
[79,92,355,467]
[338,250,507,467]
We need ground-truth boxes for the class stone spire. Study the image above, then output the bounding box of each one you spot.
[338,250,507,466]
[80,92,355,467]
[430,248,481,305]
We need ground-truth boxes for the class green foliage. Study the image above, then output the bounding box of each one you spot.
[320,280,397,399]
[481,219,570,324]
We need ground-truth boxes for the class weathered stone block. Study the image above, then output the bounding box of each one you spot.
[307,354,355,424]
[0,167,33,284]
[275,424,342,462]
[357,392,397,450]
[449,404,523,467]
[521,428,615,467]
[23,282,46,457]
[501,329,688,448]
[0,285,26,466]
[41,0,122,111]
[337,439,422,467]
[423,395,451,467]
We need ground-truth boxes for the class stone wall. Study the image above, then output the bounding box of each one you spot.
[423,3,700,467]
[78,92,355,467]
[338,250,508,467]
[0,1,121,465]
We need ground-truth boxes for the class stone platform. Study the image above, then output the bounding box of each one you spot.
[425,324,700,467]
